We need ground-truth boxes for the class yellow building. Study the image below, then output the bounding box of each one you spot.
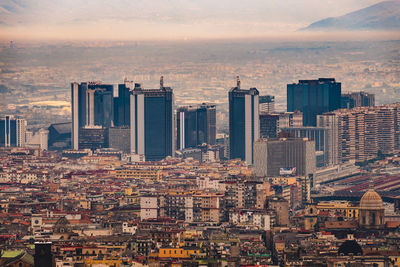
[158,248,201,258]
[85,259,122,267]
[316,201,359,219]
[114,168,161,181]
[270,176,298,185]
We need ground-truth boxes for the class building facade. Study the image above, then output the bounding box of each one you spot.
[0,115,27,147]
[176,103,216,150]
[287,78,341,126]
[130,77,175,161]
[229,77,260,164]
[259,95,275,113]
[341,91,375,109]
[324,103,400,164]
[254,138,316,177]
[71,82,114,150]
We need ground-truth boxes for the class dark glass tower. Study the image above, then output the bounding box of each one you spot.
[287,78,341,126]
[130,77,174,161]
[229,76,259,164]
[114,80,132,127]
[176,103,216,150]
[71,82,114,150]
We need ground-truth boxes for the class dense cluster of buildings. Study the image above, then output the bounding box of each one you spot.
[1,76,400,266]
[0,145,399,266]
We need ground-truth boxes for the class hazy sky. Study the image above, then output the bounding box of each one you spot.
[0,0,387,40]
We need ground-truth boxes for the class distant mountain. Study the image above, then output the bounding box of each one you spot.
[300,1,400,31]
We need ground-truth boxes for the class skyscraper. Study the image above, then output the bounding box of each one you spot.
[176,103,216,150]
[130,77,174,161]
[114,79,132,127]
[0,115,26,147]
[287,78,341,126]
[229,76,259,164]
[71,82,114,150]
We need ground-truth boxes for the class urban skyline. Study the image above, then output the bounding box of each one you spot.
[0,1,400,266]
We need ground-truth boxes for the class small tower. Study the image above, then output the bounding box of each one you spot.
[236,76,240,89]
[160,76,164,89]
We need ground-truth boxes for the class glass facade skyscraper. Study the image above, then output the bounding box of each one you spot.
[0,115,26,147]
[287,78,341,126]
[229,77,259,164]
[71,82,114,150]
[176,103,216,150]
[130,77,174,161]
[114,80,132,127]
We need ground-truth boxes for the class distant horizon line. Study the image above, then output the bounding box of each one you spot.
[0,30,399,44]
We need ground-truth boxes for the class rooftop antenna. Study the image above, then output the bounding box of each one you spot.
[160,76,164,89]
[236,76,240,89]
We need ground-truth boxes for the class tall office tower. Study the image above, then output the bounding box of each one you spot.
[71,82,114,150]
[0,115,27,147]
[287,78,341,126]
[130,77,174,161]
[176,103,216,150]
[229,76,260,164]
[341,91,375,109]
[254,138,316,177]
[259,95,275,113]
[114,79,133,127]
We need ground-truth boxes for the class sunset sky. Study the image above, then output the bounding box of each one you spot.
[0,0,389,40]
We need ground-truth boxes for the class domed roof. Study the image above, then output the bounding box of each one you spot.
[338,240,363,256]
[360,188,383,210]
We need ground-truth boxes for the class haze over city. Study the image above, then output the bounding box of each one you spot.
[1,1,400,266]
[0,0,398,40]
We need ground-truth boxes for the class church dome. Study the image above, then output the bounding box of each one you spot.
[360,188,383,210]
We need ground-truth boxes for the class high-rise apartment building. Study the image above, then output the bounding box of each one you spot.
[229,76,259,164]
[254,138,316,177]
[71,82,114,150]
[130,77,174,161]
[287,78,341,126]
[259,95,275,113]
[341,91,375,109]
[0,115,27,147]
[323,103,400,164]
[176,103,216,150]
